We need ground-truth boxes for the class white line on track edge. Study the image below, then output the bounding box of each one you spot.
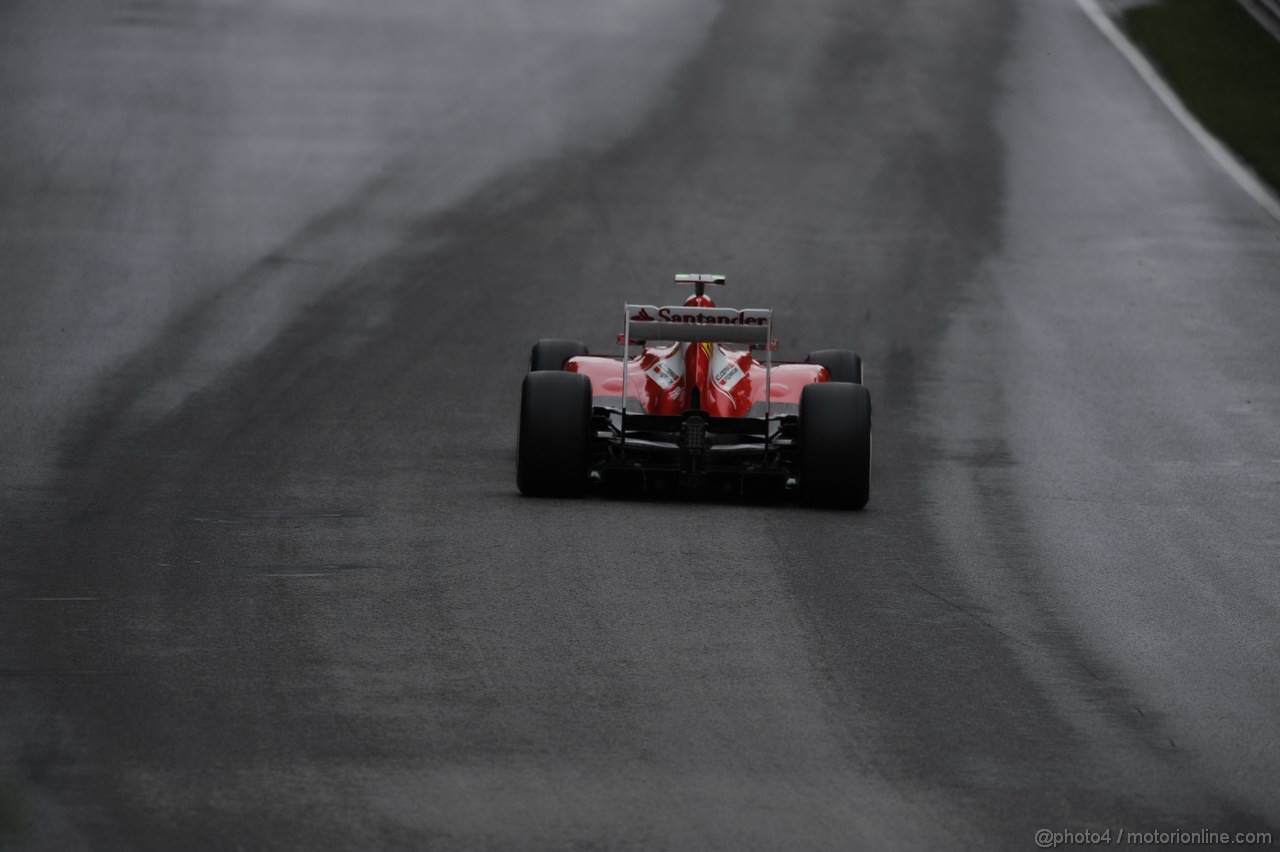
[1073,0,1280,225]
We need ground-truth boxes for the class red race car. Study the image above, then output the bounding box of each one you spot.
[517,274,871,508]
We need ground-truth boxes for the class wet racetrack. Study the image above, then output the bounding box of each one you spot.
[2,0,1279,848]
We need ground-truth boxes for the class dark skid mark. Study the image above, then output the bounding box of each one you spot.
[955,437,1017,470]
[187,508,366,524]
[113,1,184,29]
[0,669,134,677]
[262,253,324,267]
[15,597,102,602]
[237,508,365,520]
[254,563,369,578]
[49,152,414,482]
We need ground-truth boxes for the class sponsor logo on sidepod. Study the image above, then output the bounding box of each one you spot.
[710,347,746,391]
[645,355,683,390]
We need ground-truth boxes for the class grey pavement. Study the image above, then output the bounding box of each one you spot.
[1,0,1277,849]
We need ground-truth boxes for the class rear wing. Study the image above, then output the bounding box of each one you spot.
[620,304,773,347]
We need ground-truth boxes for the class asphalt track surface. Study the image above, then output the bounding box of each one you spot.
[2,0,1279,849]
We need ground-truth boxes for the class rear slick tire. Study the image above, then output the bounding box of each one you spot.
[517,371,592,497]
[799,382,871,509]
[804,349,863,384]
[530,339,588,372]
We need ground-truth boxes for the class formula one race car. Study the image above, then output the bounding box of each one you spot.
[517,274,871,508]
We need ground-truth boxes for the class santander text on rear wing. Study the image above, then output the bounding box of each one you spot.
[620,304,773,347]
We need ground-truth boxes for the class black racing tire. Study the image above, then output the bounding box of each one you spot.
[530,339,588,372]
[799,382,871,509]
[804,349,863,384]
[517,371,592,497]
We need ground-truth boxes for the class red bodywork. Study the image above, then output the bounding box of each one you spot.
[566,292,827,416]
